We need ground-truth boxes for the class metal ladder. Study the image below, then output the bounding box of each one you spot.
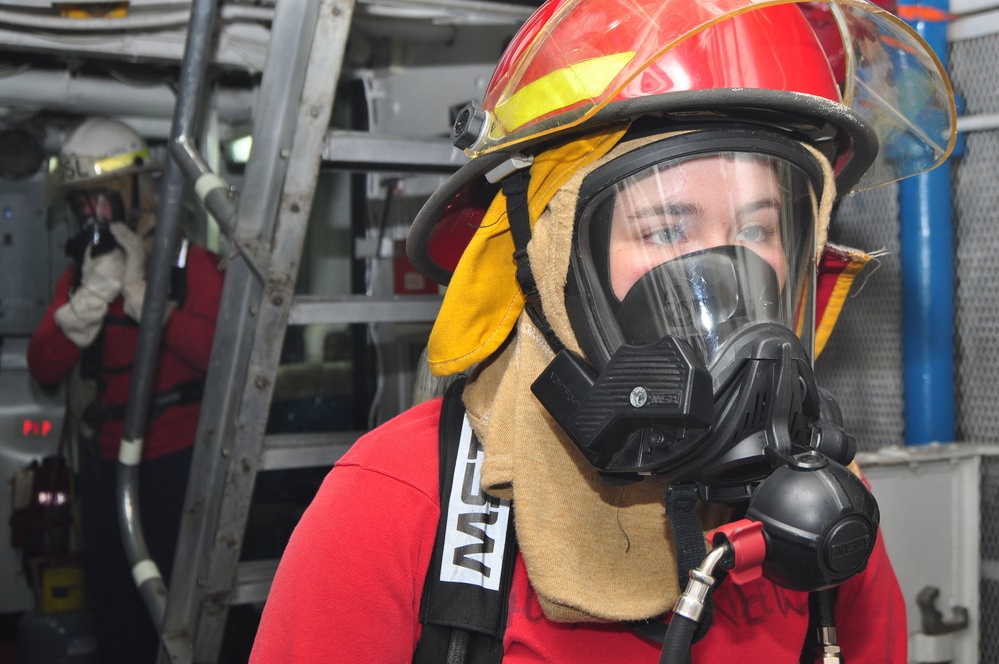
[138,1,534,662]
[150,2,354,661]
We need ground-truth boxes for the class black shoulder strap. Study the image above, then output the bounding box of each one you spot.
[413,377,518,664]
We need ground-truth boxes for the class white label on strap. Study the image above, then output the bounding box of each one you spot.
[439,415,512,590]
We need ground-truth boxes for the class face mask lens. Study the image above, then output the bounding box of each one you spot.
[576,148,818,366]
[607,154,792,298]
[65,189,126,237]
[617,246,785,360]
[66,191,97,232]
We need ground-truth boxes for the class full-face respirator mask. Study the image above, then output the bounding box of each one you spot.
[531,127,877,590]
[64,188,129,261]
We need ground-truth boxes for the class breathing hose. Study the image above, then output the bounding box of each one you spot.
[660,615,698,664]
[659,533,752,664]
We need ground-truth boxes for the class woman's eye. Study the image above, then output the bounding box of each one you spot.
[735,223,774,243]
[645,223,687,245]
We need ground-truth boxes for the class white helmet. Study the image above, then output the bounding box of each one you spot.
[52,117,160,192]
[52,118,162,248]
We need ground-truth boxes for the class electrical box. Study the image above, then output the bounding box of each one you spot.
[858,444,998,664]
[0,179,69,336]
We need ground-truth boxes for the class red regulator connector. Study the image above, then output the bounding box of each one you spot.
[708,519,766,585]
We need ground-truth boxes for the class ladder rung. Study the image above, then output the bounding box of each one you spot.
[358,0,535,21]
[260,431,361,470]
[231,559,279,605]
[322,130,468,172]
[289,294,443,325]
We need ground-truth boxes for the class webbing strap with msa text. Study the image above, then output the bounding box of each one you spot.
[413,378,517,664]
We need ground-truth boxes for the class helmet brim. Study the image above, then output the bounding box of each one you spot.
[408,89,878,286]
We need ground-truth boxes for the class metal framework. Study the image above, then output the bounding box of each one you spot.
[153,1,352,660]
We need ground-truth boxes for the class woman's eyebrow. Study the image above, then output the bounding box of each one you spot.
[628,200,700,220]
[622,187,780,222]
[736,196,781,218]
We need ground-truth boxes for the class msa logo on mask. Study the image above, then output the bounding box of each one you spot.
[439,417,511,590]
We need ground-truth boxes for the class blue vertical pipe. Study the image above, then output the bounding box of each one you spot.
[898,1,956,445]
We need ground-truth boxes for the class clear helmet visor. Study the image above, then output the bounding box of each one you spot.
[569,131,821,368]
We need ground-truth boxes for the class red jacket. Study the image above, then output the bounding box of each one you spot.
[250,398,908,663]
[27,243,223,459]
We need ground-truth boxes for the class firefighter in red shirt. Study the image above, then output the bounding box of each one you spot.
[251,0,955,661]
[28,117,223,664]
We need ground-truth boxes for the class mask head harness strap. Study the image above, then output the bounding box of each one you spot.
[499,167,565,354]
[130,171,143,231]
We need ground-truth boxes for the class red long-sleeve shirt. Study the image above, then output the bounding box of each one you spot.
[27,243,224,459]
[250,397,908,663]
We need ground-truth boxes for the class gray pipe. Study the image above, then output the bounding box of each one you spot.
[0,69,256,124]
[116,0,219,629]
[0,5,271,31]
[170,136,267,283]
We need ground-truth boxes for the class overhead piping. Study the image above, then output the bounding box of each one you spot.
[0,69,256,123]
[0,4,272,31]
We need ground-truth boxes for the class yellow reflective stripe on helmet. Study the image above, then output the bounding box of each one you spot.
[492,52,636,134]
[55,148,153,186]
[92,149,151,176]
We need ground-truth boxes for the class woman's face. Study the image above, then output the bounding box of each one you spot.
[608,154,788,300]
[67,190,117,227]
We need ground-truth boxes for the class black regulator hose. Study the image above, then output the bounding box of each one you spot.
[660,614,698,664]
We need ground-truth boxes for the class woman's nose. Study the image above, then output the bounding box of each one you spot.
[689,221,734,252]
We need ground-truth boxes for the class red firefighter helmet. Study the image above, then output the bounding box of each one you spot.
[409,0,955,285]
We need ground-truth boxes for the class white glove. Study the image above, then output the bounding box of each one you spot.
[109,222,172,324]
[80,244,125,302]
[54,245,125,347]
